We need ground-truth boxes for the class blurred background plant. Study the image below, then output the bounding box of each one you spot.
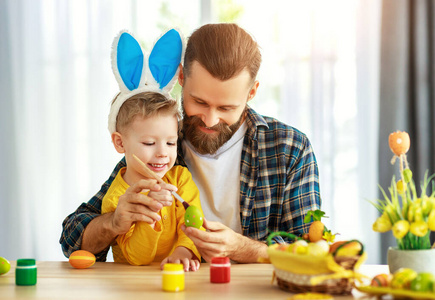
[372,131,435,250]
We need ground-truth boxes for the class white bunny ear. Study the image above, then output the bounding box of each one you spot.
[108,30,148,133]
[111,30,146,93]
[108,29,185,134]
[144,29,185,95]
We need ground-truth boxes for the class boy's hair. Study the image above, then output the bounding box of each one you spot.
[184,23,261,84]
[114,92,180,133]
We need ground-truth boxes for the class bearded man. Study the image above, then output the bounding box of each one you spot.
[60,23,321,263]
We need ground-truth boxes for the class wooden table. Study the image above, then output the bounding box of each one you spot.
[0,261,386,299]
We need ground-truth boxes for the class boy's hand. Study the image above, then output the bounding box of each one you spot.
[147,183,175,207]
[160,247,200,272]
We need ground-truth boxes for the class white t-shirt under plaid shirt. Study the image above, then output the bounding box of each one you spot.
[182,121,248,234]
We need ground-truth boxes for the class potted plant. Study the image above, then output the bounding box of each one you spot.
[371,131,435,273]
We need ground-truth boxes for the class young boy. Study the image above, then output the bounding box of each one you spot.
[102,91,202,271]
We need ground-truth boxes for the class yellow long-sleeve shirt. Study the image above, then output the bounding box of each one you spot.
[101,165,202,265]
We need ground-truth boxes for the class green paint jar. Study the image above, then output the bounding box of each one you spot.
[15,259,37,286]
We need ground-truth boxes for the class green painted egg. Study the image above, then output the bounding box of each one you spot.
[184,205,203,229]
[410,273,434,292]
[0,257,11,275]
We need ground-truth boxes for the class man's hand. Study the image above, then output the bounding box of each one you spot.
[81,178,176,254]
[160,247,200,272]
[111,179,164,234]
[181,219,268,263]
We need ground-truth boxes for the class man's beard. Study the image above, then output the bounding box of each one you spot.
[182,107,246,155]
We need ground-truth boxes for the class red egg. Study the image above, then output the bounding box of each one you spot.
[69,250,96,269]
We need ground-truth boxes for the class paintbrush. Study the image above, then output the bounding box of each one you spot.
[132,154,190,209]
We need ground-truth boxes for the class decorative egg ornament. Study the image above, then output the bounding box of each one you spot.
[391,268,418,289]
[292,240,308,255]
[329,241,346,253]
[370,273,390,287]
[410,273,435,292]
[333,240,364,257]
[184,205,203,229]
[389,131,410,156]
[308,220,325,242]
[69,250,96,269]
[0,257,11,275]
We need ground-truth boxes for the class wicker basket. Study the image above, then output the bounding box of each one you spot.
[267,234,366,295]
[272,254,360,295]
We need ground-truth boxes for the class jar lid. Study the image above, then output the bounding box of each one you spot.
[211,257,230,264]
[163,263,183,271]
[17,259,36,266]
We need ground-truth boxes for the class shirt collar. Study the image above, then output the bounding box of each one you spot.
[244,106,269,139]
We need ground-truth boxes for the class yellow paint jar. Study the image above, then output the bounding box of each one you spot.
[162,263,184,292]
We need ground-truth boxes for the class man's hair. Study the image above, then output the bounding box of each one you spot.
[114,92,180,133]
[184,23,262,83]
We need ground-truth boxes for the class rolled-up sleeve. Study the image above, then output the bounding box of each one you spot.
[283,136,321,236]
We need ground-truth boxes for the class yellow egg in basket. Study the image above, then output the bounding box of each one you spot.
[307,241,329,257]
[292,240,309,255]
[391,268,418,289]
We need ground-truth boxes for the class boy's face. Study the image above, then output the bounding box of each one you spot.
[179,61,259,154]
[121,112,178,179]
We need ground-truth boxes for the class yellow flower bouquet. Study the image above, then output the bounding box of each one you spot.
[372,131,435,250]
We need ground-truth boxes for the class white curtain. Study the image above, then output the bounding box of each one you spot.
[0,0,382,263]
[0,0,175,261]
[236,0,382,263]
[0,0,202,261]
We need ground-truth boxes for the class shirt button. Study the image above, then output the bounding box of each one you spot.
[163,215,167,220]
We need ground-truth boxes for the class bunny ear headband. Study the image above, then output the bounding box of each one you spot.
[108,28,185,134]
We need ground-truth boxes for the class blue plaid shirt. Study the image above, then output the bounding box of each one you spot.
[60,107,321,261]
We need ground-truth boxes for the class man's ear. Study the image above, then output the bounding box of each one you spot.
[178,64,184,87]
[111,132,125,154]
[247,80,259,102]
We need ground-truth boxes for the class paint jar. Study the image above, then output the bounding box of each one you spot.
[210,257,231,283]
[162,263,184,292]
[15,259,37,286]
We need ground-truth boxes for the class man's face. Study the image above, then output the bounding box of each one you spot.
[179,61,259,155]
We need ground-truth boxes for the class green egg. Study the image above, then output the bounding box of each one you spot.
[0,257,11,275]
[410,273,434,292]
[184,205,203,229]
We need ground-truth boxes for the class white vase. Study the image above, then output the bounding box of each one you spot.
[387,247,435,274]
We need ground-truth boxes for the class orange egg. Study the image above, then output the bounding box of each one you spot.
[371,273,390,287]
[334,240,363,257]
[329,241,346,253]
[389,131,410,156]
[69,250,96,269]
[308,221,325,242]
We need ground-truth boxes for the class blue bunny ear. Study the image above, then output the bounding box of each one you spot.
[113,32,144,91]
[148,29,183,90]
